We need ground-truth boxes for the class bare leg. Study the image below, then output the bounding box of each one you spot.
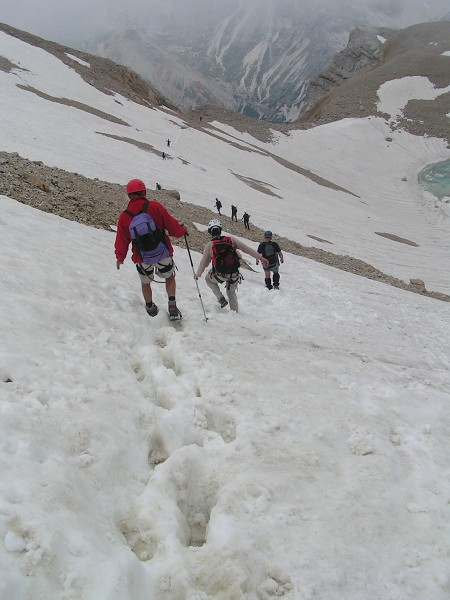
[141,282,153,303]
[165,273,176,298]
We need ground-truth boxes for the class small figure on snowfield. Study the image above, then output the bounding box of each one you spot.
[257,230,284,290]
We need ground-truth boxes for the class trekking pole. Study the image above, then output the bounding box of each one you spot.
[184,233,208,322]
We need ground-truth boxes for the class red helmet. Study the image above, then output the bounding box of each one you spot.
[126,179,146,194]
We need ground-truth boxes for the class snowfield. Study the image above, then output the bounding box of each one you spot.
[1,27,450,600]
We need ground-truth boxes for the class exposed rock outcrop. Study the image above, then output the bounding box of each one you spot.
[295,22,450,146]
[300,27,387,117]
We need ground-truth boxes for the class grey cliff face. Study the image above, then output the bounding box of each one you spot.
[300,27,388,115]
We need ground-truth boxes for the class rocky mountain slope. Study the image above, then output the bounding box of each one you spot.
[297,21,450,146]
[0,22,175,111]
[0,21,449,301]
[191,21,450,148]
[299,26,390,117]
[84,0,450,122]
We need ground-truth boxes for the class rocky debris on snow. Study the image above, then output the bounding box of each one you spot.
[410,279,426,292]
[1,151,448,303]
[0,55,23,73]
[375,232,419,247]
[17,84,130,126]
[188,106,284,143]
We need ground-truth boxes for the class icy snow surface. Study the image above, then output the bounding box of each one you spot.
[1,29,450,600]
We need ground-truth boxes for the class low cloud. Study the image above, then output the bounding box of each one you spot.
[1,0,448,47]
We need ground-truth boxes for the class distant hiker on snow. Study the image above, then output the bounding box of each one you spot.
[162,151,166,160]
[156,182,162,190]
[243,212,250,229]
[195,219,268,313]
[115,178,187,320]
[231,204,238,222]
[215,198,222,215]
[166,139,171,147]
[257,230,284,290]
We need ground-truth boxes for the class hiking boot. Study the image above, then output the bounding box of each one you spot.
[168,300,182,320]
[218,296,228,308]
[273,284,279,290]
[145,302,159,317]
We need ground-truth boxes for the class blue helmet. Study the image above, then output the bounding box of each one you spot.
[264,230,273,238]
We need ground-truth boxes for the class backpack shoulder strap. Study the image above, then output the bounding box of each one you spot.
[124,199,149,218]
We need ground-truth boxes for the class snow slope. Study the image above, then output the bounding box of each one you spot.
[1,27,450,600]
[0,31,449,293]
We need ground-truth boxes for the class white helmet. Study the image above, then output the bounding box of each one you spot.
[207,219,222,234]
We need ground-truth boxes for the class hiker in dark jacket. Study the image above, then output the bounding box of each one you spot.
[215,198,222,215]
[231,204,238,222]
[257,231,284,290]
[195,219,268,312]
[242,212,250,229]
[115,178,187,319]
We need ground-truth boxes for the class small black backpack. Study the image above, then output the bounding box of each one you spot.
[264,242,278,267]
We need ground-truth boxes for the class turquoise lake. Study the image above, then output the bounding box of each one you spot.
[419,159,450,198]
